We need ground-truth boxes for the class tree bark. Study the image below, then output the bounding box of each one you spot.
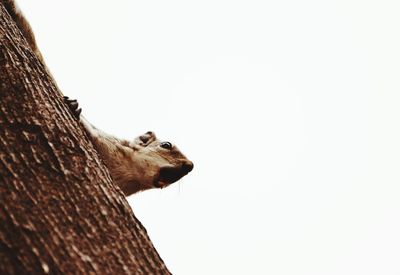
[0,4,170,274]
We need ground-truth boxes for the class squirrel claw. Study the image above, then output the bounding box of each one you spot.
[69,101,78,110]
[64,96,81,118]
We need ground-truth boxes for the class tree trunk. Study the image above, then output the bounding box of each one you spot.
[0,4,170,274]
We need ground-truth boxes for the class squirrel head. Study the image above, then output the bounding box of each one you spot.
[120,131,193,195]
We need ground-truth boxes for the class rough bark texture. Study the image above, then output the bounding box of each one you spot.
[0,4,171,274]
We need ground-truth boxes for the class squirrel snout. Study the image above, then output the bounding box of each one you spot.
[182,161,194,173]
[158,161,193,185]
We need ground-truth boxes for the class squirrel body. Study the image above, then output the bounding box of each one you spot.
[79,114,193,196]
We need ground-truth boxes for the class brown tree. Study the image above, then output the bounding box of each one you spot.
[0,3,171,274]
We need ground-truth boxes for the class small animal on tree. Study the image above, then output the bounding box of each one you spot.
[65,98,193,196]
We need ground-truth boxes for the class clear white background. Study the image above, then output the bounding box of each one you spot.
[17,1,400,274]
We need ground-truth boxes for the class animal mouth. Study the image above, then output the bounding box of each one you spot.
[154,163,193,188]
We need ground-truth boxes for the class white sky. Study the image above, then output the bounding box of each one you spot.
[17,1,400,274]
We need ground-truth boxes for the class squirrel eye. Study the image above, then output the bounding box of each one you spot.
[160,142,172,149]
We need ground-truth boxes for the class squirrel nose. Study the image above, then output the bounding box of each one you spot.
[182,161,194,173]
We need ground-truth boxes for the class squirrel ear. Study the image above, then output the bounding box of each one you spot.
[134,131,157,146]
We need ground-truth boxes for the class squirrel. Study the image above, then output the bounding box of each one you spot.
[1,0,194,195]
[65,98,193,195]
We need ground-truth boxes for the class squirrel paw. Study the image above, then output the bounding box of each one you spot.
[64,96,82,118]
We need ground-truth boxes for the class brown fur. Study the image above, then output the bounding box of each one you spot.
[81,118,193,196]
